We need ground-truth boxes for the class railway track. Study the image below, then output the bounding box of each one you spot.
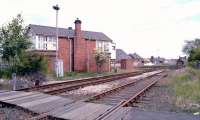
[85,71,164,105]
[20,69,155,95]
[90,72,166,120]
[27,70,166,120]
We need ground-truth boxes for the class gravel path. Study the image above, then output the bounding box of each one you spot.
[59,71,161,100]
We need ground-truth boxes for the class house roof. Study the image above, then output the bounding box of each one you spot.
[29,24,112,42]
[129,53,143,61]
[116,49,131,62]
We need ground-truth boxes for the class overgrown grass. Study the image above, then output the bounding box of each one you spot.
[170,67,200,112]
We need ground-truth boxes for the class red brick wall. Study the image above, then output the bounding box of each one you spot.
[47,57,54,72]
[87,40,110,72]
[58,37,70,72]
[74,37,86,71]
[39,38,110,73]
[74,21,86,72]
[86,40,97,72]
[121,59,133,70]
[101,57,111,72]
[35,38,110,73]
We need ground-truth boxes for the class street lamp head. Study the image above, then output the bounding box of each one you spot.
[53,4,60,11]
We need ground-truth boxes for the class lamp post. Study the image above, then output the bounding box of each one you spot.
[53,4,60,77]
[53,4,60,60]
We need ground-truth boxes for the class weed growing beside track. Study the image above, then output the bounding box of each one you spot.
[170,68,200,113]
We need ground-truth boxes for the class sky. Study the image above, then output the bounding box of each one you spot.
[0,0,200,59]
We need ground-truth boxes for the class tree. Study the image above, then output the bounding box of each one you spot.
[183,39,200,67]
[188,48,200,65]
[0,14,47,81]
[94,50,108,73]
[183,39,200,55]
[0,14,31,73]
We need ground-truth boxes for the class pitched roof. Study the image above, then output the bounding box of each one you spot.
[129,53,143,61]
[29,24,112,42]
[116,49,131,62]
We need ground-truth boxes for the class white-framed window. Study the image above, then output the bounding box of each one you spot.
[47,36,56,50]
[35,35,56,50]
[96,41,109,52]
[104,42,109,52]
[38,35,47,50]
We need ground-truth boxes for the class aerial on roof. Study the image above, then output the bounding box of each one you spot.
[29,24,112,42]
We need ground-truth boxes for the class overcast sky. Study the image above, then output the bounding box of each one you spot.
[1,0,200,58]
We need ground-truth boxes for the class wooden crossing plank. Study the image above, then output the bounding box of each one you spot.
[0,91,38,101]
[83,103,113,120]
[0,91,20,98]
[19,96,62,108]
[100,107,132,120]
[28,97,73,113]
[0,91,131,120]
[0,90,9,93]
[50,101,86,117]
[5,93,48,105]
[57,103,112,120]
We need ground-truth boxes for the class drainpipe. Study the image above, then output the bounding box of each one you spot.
[87,38,90,72]
[69,36,72,72]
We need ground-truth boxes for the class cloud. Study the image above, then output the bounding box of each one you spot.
[176,0,199,4]
[0,0,200,58]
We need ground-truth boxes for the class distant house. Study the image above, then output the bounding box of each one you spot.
[115,49,131,69]
[163,59,177,65]
[150,56,165,65]
[116,49,131,62]
[116,49,144,69]
[128,53,144,66]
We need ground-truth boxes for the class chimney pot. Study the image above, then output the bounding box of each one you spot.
[74,18,82,24]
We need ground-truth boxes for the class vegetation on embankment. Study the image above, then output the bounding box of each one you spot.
[61,72,112,80]
[170,68,200,113]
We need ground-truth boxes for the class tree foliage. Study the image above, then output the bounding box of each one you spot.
[94,50,108,73]
[183,39,200,67]
[188,48,200,62]
[0,14,47,77]
[16,52,48,75]
[0,14,31,70]
[183,39,200,55]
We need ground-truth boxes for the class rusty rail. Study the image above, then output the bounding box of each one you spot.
[90,72,166,120]
[85,71,163,102]
[20,71,143,92]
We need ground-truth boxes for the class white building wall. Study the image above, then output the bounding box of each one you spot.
[109,42,116,60]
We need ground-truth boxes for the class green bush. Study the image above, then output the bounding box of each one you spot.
[0,69,12,79]
[15,53,48,75]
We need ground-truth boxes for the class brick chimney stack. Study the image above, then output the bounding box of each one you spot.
[74,18,86,71]
[74,18,82,37]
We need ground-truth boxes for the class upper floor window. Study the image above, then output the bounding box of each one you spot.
[35,35,56,50]
[96,41,109,52]
[47,36,56,50]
